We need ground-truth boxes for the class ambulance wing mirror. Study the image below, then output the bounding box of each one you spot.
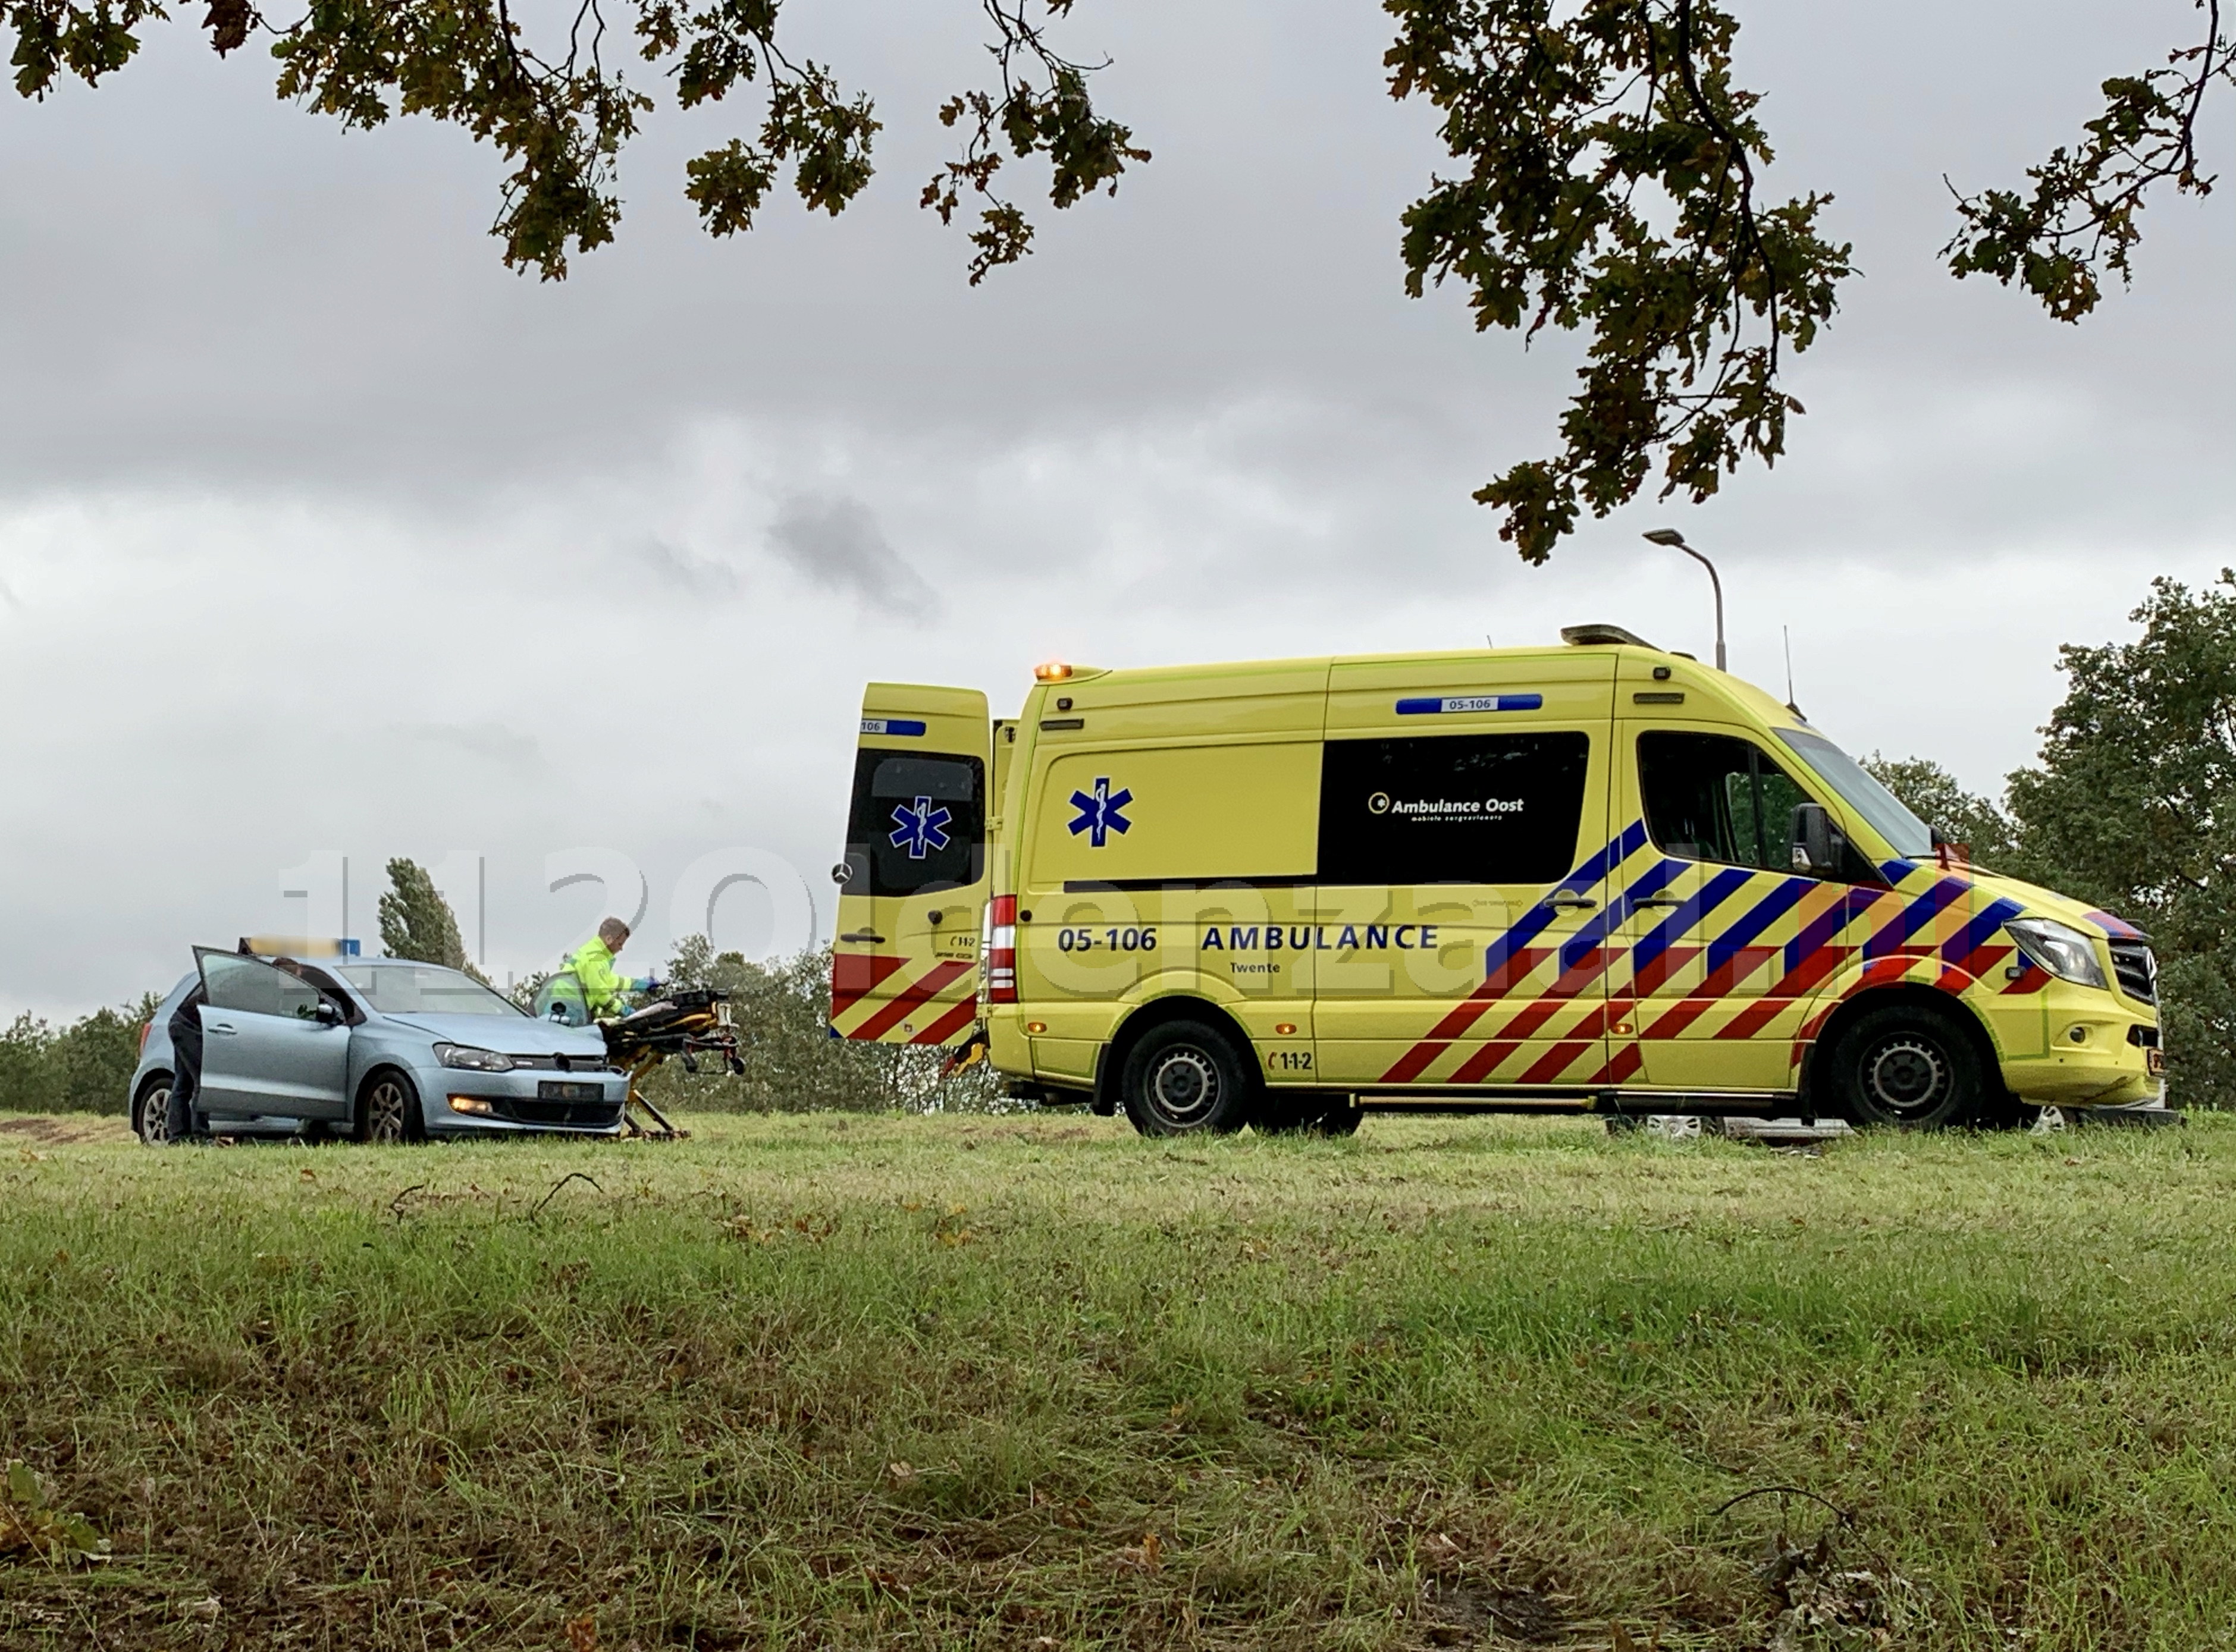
[1790,803,1846,879]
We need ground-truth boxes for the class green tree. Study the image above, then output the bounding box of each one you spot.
[650,937,1006,1114]
[2005,573,2236,1105]
[0,1,1140,282]
[0,994,161,1115]
[377,858,472,972]
[5,4,2223,556]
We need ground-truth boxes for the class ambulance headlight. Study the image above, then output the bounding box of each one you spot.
[435,1044,515,1073]
[2006,919,2108,990]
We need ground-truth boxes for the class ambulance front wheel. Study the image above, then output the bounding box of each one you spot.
[1121,1020,1256,1137]
[1823,1001,1986,1130]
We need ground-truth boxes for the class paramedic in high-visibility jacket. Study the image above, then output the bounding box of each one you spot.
[565,918,648,1020]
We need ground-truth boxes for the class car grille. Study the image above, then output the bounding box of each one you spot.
[506,1054,616,1073]
[494,1097,624,1127]
[2109,940,2157,1006]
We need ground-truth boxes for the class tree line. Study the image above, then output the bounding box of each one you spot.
[4,576,2229,1115]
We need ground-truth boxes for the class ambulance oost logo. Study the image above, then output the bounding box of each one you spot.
[1368,792,1391,815]
[888,795,952,861]
[1068,777,1133,848]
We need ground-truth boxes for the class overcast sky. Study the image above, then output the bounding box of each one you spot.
[1,0,2229,1017]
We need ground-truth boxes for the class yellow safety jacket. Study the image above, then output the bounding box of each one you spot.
[565,938,634,1019]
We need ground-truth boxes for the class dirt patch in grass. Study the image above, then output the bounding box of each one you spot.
[0,1113,131,1147]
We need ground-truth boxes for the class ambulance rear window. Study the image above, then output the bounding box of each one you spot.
[845,748,986,897]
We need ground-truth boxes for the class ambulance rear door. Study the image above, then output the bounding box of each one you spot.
[832,684,990,1045]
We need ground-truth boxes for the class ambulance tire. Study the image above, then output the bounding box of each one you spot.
[1823,1001,1986,1130]
[1121,1020,1257,1137]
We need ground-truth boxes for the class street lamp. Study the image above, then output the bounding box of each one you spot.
[1642,528,1726,671]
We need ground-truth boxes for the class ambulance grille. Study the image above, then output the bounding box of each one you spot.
[2109,940,2156,1006]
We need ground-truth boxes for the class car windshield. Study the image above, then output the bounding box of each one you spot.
[337,963,525,1017]
[1774,727,1934,858]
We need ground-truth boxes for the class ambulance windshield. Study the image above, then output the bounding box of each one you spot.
[1774,728,1934,858]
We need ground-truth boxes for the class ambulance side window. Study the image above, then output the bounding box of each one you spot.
[1637,731,1810,872]
[1317,731,1590,886]
[844,748,986,897]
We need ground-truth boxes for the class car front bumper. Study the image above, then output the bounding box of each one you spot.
[421,1066,632,1135]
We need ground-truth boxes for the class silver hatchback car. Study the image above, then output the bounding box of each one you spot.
[129,950,628,1144]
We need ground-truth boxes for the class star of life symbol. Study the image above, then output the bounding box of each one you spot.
[1068,776,1133,847]
[889,795,952,860]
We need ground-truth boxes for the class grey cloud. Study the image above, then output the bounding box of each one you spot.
[634,536,742,598]
[766,495,937,617]
[393,721,548,772]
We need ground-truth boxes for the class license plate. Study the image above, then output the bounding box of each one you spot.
[538,1081,601,1101]
[2147,1048,2166,1077]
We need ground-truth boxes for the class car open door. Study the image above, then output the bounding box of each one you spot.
[832,684,990,1045]
[194,949,353,1122]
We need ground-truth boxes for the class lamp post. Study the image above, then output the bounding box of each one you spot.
[1642,528,1725,671]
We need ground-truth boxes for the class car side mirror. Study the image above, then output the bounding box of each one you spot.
[314,1000,344,1026]
[1790,803,1846,878]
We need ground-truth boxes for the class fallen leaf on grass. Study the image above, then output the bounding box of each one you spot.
[1112,1531,1163,1574]
[1418,1530,1463,1570]
[181,1596,221,1622]
[2,1461,112,1564]
[565,1609,598,1651]
[886,1461,918,1487]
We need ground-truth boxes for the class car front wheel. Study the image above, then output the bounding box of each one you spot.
[359,1071,425,1145]
[1823,1003,1985,1129]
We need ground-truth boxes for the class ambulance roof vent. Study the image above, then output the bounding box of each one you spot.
[1560,623,1657,649]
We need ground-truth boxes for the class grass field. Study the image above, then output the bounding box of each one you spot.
[4,1108,2236,1651]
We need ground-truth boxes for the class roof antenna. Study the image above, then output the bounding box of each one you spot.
[1783,625,1805,721]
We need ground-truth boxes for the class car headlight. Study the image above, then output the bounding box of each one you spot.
[434,1044,515,1073]
[2006,919,2109,990]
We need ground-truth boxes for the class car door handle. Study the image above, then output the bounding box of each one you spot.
[1544,894,1597,911]
[1633,894,1685,909]
[839,930,887,945]
[209,1022,239,1035]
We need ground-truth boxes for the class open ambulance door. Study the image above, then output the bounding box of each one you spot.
[831,684,990,1045]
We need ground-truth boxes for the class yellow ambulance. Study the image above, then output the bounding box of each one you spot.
[831,626,2165,1134]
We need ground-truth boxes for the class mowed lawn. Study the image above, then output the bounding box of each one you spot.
[4,1110,2236,1651]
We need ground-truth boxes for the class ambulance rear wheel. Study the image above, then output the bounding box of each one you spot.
[1824,1002,1984,1130]
[1121,1020,1255,1137]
